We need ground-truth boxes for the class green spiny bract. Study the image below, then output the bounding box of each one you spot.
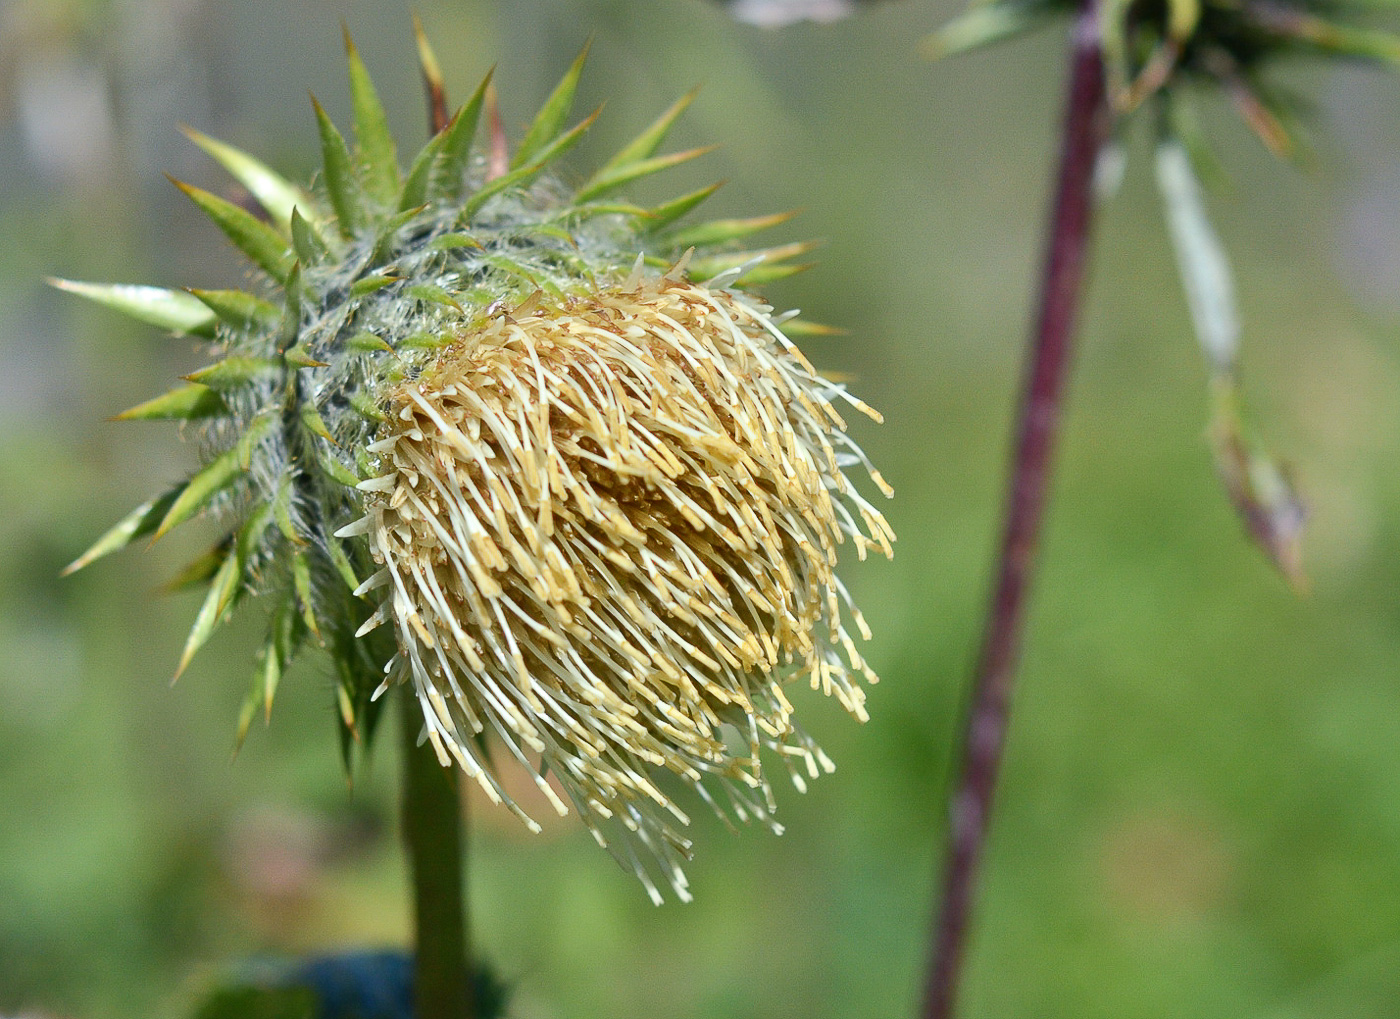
[58,27,888,902]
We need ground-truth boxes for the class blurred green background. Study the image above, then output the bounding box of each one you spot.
[4,0,1400,1016]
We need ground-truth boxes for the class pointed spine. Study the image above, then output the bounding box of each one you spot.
[511,39,592,169]
[170,177,294,283]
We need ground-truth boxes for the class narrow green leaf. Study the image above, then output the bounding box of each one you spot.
[181,125,312,230]
[300,399,335,442]
[428,232,483,252]
[512,40,592,170]
[272,474,301,543]
[691,240,821,280]
[666,209,798,249]
[462,108,600,221]
[344,27,399,203]
[170,178,294,282]
[115,384,227,421]
[597,86,700,177]
[577,145,718,203]
[398,331,454,351]
[313,96,360,238]
[431,70,493,201]
[49,279,216,337]
[1155,139,1238,373]
[318,451,361,487]
[406,283,463,312]
[285,346,329,369]
[780,319,846,337]
[156,414,276,537]
[163,542,229,592]
[278,261,303,350]
[188,288,280,331]
[177,548,241,678]
[63,486,184,575]
[737,262,813,285]
[413,13,450,134]
[235,667,263,751]
[400,130,447,211]
[643,181,724,233]
[372,205,428,259]
[350,274,400,297]
[291,552,321,639]
[178,503,272,680]
[348,391,386,422]
[921,2,1054,59]
[183,357,281,390]
[327,537,362,591]
[344,330,394,353]
[289,207,330,266]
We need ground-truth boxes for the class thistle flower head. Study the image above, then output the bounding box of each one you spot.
[57,27,892,901]
[927,0,1400,583]
[928,0,1400,153]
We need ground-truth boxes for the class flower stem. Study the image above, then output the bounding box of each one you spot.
[400,684,474,1019]
[921,10,1107,1019]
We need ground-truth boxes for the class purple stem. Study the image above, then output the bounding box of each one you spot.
[921,10,1108,1018]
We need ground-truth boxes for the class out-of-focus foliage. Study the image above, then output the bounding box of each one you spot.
[4,1,1400,1018]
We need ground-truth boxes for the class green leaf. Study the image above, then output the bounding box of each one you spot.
[183,357,281,390]
[400,129,447,211]
[318,451,362,487]
[576,145,718,203]
[49,279,217,337]
[278,261,303,350]
[156,414,276,538]
[344,27,399,204]
[175,538,242,679]
[406,283,463,312]
[237,595,302,748]
[115,384,227,421]
[349,391,386,422]
[313,95,361,238]
[921,2,1055,59]
[271,474,300,543]
[461,108,600,221]
[665,209,797,249]
[595,86,699,177]
[350,273,401,297]
[300,399,335,441]
[431,69,494,201]
[164,541,229,592]
[171,178,294,282]
[413,13,449,133]
[327,537,362,590]
[344,330,393,353]
[291,552,321,639]
[176,502,272,678]
[643,181,724,233]
[289,207,330,266]
[188,288,280,331]
[428,232,483,252]
[63,486,184,575]
[1155,139,1237,373]
[512,39,591,170]
[181,125,312,230]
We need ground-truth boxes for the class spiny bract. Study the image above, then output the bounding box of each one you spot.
[58,27,893,902]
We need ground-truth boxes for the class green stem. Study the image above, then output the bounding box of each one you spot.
[400,684,473,1019]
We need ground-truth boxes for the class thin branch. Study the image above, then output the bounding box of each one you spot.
[921,6,1108,1017]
